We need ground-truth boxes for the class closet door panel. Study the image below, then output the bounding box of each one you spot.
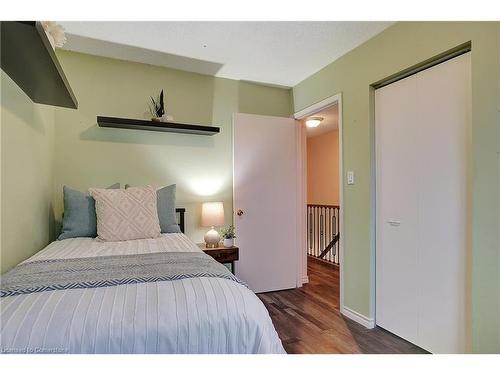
[415,53,469,353]
[375,75,420,344]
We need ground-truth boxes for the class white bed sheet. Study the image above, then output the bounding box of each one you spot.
[0,234,285,354]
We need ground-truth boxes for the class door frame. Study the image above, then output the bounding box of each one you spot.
[293,93,344,309]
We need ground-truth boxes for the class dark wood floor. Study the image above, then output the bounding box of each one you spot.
[258,257,428,354]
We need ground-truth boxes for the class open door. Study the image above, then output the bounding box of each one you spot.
[233,113,301,293]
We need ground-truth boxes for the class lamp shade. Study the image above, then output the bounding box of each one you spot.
[201,202,224,227]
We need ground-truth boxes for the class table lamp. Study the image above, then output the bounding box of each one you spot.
[201,202,224,248]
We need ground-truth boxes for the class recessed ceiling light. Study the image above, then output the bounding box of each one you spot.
[306,117,323,128]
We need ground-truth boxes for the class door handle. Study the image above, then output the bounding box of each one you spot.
[237,209,244,217]
[387,219,401,226]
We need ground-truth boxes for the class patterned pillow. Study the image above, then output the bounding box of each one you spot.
[89,185,161,241]
[125,183,181,233]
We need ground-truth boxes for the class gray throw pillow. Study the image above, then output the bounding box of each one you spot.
[124,183,181,233]
[157,184,181,233]
[58,183,120,240]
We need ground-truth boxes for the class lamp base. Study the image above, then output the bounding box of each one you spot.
[204,227,220,248]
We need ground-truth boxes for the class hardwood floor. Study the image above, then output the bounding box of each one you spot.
[258,256,428,354]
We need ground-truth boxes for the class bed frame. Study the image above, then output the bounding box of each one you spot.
[176,208,186,233]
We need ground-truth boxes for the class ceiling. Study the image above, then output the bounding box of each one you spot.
[59,21,393,87]
[304,104,338,138]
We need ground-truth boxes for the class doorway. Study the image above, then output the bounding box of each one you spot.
[294,93,344,308]
[305,104,340,265]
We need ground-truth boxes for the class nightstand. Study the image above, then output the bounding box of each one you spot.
[198,243,239,274]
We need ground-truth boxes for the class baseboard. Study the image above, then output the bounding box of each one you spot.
[301,276,309,284]
[341,306,375,329]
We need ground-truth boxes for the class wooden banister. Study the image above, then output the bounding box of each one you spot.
[307,204,340,265]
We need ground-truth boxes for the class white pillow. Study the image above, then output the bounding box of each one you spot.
[89,185,161,241]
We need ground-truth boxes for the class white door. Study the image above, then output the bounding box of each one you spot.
[376,53,470,353]
[233,113,299,293]
[375,73,420,345]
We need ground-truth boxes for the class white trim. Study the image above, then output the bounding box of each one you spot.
[337,94,344,313]
[302,276,309,284]
[341,306,376,329]
[295,120,307,288]
[294,94,343,119]
[293,93,344,315]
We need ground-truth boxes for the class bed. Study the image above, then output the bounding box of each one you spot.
[0,210,285,354]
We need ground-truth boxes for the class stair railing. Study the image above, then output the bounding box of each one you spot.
[307,204,340,264]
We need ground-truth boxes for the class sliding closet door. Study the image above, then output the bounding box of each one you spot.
[375,53,470,353]
[375,74,420,345]
[415,53,470,353]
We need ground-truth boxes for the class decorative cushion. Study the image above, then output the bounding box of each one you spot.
[125,184,181,233]
[90,185,161,241]
[157,184,181,233]
[58,183,119,240]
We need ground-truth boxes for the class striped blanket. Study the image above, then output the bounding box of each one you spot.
[1,251,245,298]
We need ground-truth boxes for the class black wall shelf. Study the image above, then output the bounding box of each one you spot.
[0,21,78,109]
[97,116,220,136]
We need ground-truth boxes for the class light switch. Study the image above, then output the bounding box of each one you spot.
[347,171,355,185]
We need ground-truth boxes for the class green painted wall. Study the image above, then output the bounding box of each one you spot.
[497,23,500,350]
[293,21,500,353]
[0,72,56,274]
[53,50,293,243]
[238,81,292,117]
[1,50,291,274]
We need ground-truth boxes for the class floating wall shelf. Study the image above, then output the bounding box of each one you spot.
[0,21,78,109]
[97,116,220,136]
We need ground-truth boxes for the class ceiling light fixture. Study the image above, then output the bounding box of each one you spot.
[305,117,323,128]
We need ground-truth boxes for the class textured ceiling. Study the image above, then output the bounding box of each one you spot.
[60,21,393,87]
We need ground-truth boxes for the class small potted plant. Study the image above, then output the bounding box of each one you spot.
[149,90,164,121]
[220,225,236,248]
[149,89,171,122]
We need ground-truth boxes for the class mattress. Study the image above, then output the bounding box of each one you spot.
[0,234,285,354]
